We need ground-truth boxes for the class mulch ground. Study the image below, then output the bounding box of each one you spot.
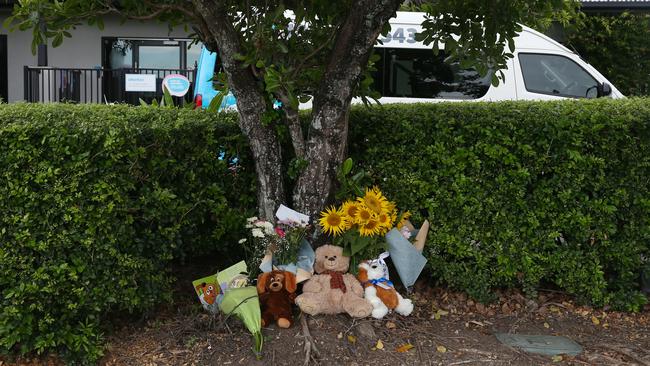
[97,285,649,366]
[3,261,649,366]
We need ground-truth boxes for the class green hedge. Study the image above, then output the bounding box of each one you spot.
[2,99,649,362]
[349,99,650,310]
[0,104,255,362]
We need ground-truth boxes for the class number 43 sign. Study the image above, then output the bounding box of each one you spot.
[379,27,419,45]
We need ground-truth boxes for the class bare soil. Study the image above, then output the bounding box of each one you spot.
[97,270,650,366]
[3,261,649,366]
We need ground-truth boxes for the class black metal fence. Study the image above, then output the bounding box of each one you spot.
[24,66,196,106]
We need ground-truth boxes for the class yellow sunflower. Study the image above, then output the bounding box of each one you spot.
[377,212,393,232]
[359,218,381,236]
[319,205,347,236]
[341,200,359,228]
[355,204,373,225]
[359,187,388,214]
[396,211,412,229]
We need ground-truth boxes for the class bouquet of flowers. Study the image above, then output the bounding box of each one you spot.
[191,261,263,358]
[240,206,313,280]
[319,186,410,270]
[320,182,429,288]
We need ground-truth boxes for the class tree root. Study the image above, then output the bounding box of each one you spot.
[300,313,321,366]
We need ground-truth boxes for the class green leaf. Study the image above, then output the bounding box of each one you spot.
[341,158,353,176]
[2,16,14,30]
[162,86,174,107]
[207,91,226,113]
[52,33,63,48]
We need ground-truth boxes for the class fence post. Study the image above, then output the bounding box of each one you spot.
[23,66,28,101]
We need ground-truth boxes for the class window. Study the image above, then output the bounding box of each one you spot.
[138,44,180,69]
[371,48,492,100]
[103,38,200,70]
[519,53,599,98]
[186,42,202,70]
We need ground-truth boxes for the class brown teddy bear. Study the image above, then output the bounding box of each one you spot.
[295,245,372,318]
[257,270,298,328]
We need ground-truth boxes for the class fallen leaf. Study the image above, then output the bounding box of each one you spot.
[603,323,609,329]
[591,316,600,325]
[544,322,550,329]
[436,345,447,353]
[552,355,563,362]
[347,335,357,344]
[376,339,384,350]
[433,309,449,320]
[385,321,396,329]
[396,343,414,353]
[476,303,486,313]
[337,332,343,339]
[550,306,560,313]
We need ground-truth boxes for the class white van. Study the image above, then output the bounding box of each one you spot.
[365,11,624,103]
[194,11,623,109]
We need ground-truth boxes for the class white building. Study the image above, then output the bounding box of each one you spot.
[1,1,199,104]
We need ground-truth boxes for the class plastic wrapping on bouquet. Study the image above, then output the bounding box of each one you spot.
[259,238,315,283]
[385,228,427,289]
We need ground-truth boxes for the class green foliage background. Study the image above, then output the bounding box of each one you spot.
[0,104,255,363]
[348,99,650,311]
[566,13,650,96]
[1,100,649,362]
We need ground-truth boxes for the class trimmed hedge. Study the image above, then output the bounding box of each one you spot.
[349,99,650,310]
[0,104,255,362]
[1,99,649,362]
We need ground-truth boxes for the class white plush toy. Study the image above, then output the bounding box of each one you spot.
[357,252,414,319]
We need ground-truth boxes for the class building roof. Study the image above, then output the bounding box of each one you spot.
[581,0,650,11]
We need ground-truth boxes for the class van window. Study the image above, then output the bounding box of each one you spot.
[518,53,598,98]
[371,48,492,99]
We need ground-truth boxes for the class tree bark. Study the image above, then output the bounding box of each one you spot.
[192,0,285,220]
[292,0,402,218]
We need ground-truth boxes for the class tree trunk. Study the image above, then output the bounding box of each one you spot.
[193,0,285,220]
[292,0,401,218]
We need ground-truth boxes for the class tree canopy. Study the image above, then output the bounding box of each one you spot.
[6,0,580,219]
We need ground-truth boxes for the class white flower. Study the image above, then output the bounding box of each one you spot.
[238,238,247,244]
[252,228,265,238]
[262,221,275,235]
[245,217,258,228]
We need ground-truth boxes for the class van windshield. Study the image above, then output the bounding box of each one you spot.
[371,48,493,99]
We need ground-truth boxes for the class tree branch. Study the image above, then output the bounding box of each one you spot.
[290,31,337,80]
[292,0,401,215]
[191,0,286,220]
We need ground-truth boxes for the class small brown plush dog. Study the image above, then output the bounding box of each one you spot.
[257,270,297,328]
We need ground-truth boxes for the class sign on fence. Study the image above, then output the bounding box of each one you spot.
[125,74,157,92]
[162,74,191,97]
